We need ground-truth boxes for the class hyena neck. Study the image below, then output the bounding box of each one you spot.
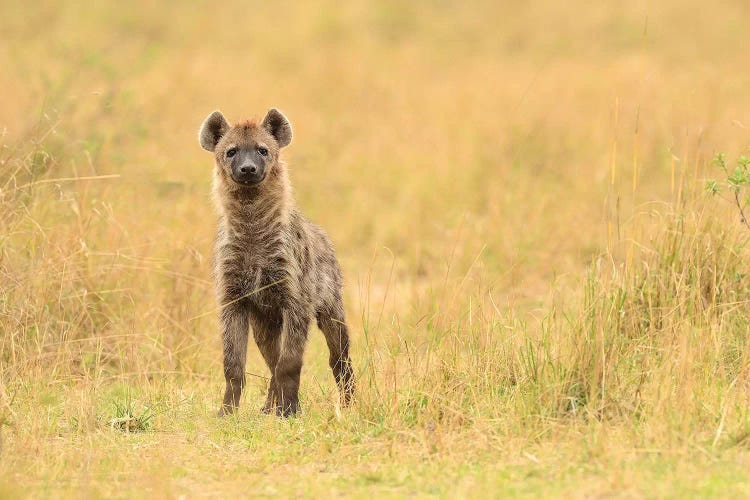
[214,165,294,243]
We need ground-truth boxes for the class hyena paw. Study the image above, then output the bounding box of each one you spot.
[278,400,300,418]
[260,403,276,415]
[341,392,354,408]
[217,404,237,417]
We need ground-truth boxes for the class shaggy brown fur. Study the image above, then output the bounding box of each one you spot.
[199,108,354,417]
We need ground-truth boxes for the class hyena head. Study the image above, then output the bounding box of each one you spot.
[199,109,292,187]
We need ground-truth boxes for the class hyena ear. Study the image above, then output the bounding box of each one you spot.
[261,108,292,148]
[199,110,231,152]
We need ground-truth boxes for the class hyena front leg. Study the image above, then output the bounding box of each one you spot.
[250,316,282,414]
[273,309,310,417]
[218,301,250,416]
[317,299,355,406]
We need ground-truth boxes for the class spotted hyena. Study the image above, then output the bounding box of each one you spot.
[199,108,354,417]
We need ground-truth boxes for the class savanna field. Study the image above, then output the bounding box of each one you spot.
[2,1,750,497]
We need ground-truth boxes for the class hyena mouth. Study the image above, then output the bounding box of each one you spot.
[233,174,266,186]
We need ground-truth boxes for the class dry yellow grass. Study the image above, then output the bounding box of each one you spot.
[2,0,750,497]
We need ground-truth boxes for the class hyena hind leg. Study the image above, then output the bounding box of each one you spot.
[317,303,355,406]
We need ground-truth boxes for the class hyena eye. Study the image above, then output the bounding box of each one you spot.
[257,146,268,157]
[226,148,237,158]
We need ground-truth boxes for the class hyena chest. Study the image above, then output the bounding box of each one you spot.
[224,253,287,310]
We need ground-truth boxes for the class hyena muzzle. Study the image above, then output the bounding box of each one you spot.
[199,108,354,417]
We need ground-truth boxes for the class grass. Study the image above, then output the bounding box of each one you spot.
[2,0,750,497]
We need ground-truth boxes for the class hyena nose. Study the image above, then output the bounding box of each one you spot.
[239,165,257,174]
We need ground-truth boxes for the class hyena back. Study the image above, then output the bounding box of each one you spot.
[199,108,354,417]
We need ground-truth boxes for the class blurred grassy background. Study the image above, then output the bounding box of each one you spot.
[2,0,750,497]
[3,0,749,292]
